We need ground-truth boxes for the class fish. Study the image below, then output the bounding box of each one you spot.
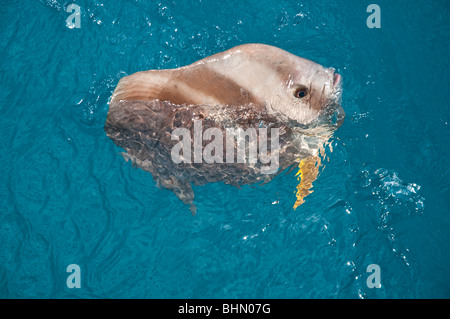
[104,43,344,214]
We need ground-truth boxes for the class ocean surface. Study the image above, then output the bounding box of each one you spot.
[0,0,449,298]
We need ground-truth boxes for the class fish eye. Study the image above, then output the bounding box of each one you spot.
[294,86,308,99]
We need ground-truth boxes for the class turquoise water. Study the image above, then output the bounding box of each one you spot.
[1,0,449,298]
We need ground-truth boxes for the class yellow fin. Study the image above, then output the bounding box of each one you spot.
[293,155,321,210]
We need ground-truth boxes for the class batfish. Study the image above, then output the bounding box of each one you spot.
[104,43,344,214]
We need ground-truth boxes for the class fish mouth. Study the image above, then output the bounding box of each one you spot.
[333,73,342,88]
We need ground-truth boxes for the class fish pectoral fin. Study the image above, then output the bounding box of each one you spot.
[159,175,197,215]
[293,155,321,210]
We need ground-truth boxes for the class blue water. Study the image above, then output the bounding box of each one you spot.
[1,0,449,299]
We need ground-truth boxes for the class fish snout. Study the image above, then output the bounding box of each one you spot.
[333,72,342,89]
